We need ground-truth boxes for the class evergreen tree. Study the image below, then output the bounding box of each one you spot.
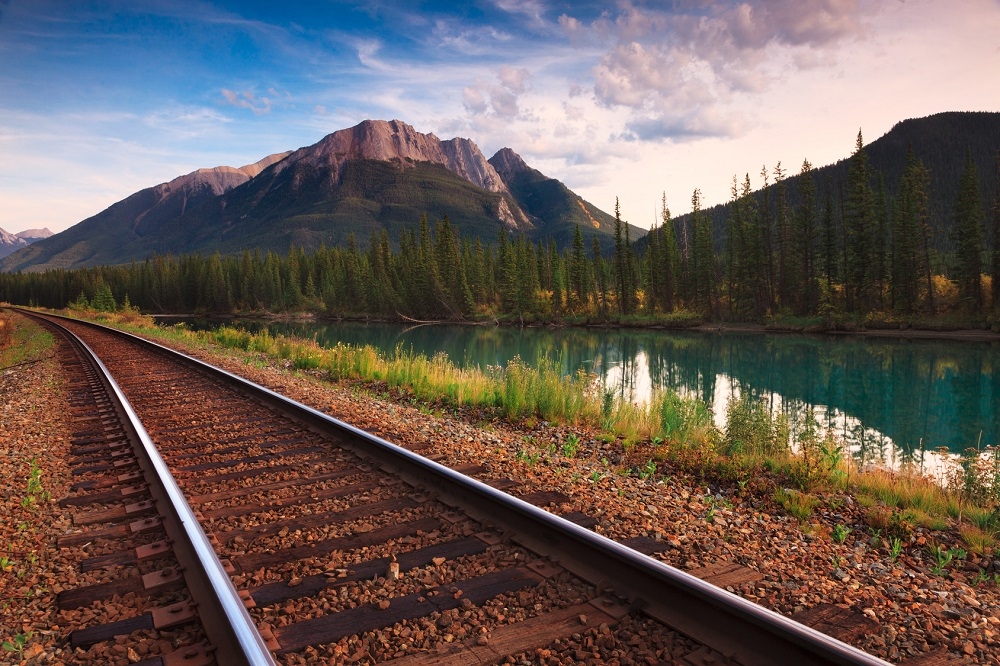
[623,214,638,315]
[658,194,678,312]
[690,189,715,314]
[592,235,607,317]
[844,130,877,312]
[873,174,890,308]
[993,150,1000,309]
[773,162,794,310]
[952,149,985,310]
[758,165,776,311]
[570,224,588,309]
[92,281,117,312]
[894,146,934,313]
[613,198,628,315]
[796,159,818,313]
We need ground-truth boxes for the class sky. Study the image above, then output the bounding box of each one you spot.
[1,0,999,236]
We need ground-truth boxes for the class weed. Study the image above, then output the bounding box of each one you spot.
[960,524,998,554]
[562,433,580,458]
[516,449,540,467]
[927,544,964,575]
[638,459,657,480]
[888,537,903,562]
[774,488,819,521]
[21,457,49,509]
[0,556,13,572]
[589,470,604,483]
[2,632,32,655]
[832,524,851,543]
[724,394,789,458]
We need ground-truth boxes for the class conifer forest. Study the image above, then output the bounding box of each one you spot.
[4,136,1000,326]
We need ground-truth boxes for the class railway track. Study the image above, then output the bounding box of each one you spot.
[21,309,891,665]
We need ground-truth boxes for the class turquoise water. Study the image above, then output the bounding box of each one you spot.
[159,317,1000,465]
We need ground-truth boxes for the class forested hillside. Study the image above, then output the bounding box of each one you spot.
[4,113,999,325]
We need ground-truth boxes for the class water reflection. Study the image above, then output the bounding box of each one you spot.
[159,318,1000,464]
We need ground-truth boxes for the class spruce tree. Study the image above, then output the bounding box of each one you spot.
[659,193,678,312]
[993,150,1000,309]
[844,130,877,313]
[952,149,984,311]
[797,159,817,313]
[592,235,607,317]
[690,189,715,314]
[570,224,587,308]
[613,198,627,315]
[773,162,794,310]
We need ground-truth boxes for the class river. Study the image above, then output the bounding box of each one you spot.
[158,317,1000,473]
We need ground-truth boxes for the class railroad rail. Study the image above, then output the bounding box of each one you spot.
[18,308,891,665]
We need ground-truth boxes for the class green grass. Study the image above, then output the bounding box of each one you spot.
[58,305,1000,549]
[0,312,55,369]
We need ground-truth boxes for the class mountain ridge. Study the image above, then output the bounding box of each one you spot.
[1,120,629,272]
[0,226,53,260]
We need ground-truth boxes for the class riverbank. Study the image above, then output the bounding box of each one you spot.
[152,309,1000,343]
[9,306,998,663]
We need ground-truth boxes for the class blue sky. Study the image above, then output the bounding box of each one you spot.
[2,0,999,235]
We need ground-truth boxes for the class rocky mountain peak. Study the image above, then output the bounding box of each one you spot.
[15,227,53,240]
[488,147,530,181]
[168,151,292,197]
[279,119,511,194]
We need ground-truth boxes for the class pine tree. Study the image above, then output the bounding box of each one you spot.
[873,174,890,308]
[659,194,678,312]
[992,150,1000,309]
[592,236,607,317]
[796,159,818,313]
[613,198,627,315]
[623,215,637,315]
[645,215,660,313]
[844,130,877,313]
[724,175,744,318]
[758,164,776,311]
[773,162,794,310]
[92,281,117,312]
[570,225,587,309]
[894,147,934,313]
[690,189,715,314]
[952,149,984,311]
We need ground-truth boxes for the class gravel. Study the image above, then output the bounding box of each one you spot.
[4,314,997,664]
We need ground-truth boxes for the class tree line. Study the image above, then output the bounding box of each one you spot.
[3,136,999,323]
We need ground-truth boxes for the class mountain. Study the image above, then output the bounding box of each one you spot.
[0,226,53,260]
[488,148,635,246]
[2,119,629,272]
[652,111,1000,257]
[15,228,53,242]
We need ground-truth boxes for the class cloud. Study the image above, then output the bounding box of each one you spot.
[577,0,869,142]
[623,109,747,142]
[221,89,272,114]
[462,65,532,120]
[557,14,582,34]
[498,65,529,93]
[489,86,519,118]
[463,85,488,114]
[491,0,547,25]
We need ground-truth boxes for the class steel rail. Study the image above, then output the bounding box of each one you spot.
[22,310,276,666]
[33,310,891,666]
